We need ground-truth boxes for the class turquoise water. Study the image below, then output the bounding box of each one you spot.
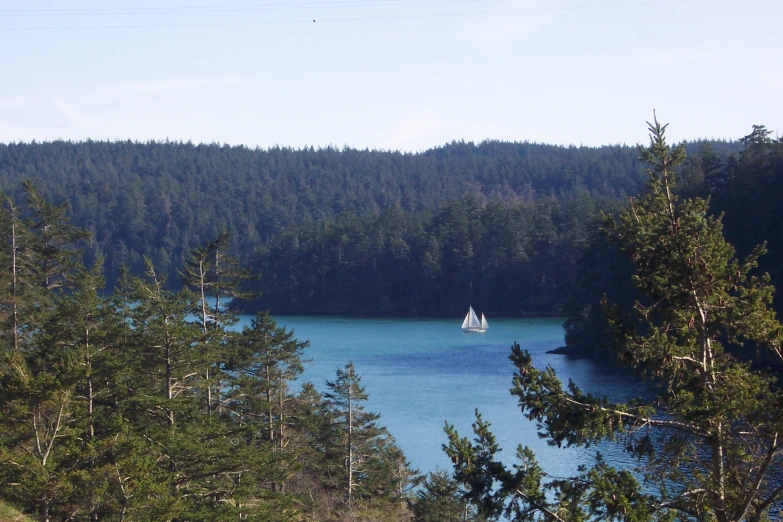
[237,315,646,477]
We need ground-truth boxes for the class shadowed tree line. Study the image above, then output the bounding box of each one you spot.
[0,138,738,308]
[249,196,601,317]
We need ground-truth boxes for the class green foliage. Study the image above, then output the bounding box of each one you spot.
[563,123,783,360]
[412,469,485,522]
[0,190,414,521]
[252,197,598,317]
[0,138,747,319]
[0,500,32,521]
[0,138,740,312]
[711,126,783,315]
[21,181,90,292]
[445,118,783,522]
[320,362,418,517]
[225,311,309,456]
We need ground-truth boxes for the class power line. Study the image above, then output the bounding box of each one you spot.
[0,0,422,12]
[317,0,706,22]
[0,0,495,17]
[0,0,706,31]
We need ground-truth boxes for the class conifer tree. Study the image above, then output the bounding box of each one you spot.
[209,232,256,323]
[324,362,380,505]
[181,241,215,332]
[0,188,92,522]
[0,333,83,522]
[113,260,211,517]
[123,260,206,430]
[412,469,485,522]
[323,361,418,511]
[118,260,293,520]
[227,311,309,448]
[181,233,256,416]
[221,311,310,500]
[35,262,124,521]
[0,183,418,521]
[181,240,221,416]
[22,181,89,292]
[445,116,783,522]
[0,192,43,355]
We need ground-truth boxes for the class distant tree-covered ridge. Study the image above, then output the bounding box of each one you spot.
[0,138,740,317]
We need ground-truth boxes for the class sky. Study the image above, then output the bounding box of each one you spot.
[0,0,781,151]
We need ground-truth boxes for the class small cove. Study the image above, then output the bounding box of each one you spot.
[237,315,648,477]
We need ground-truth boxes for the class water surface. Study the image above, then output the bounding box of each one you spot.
[237,315,646,477]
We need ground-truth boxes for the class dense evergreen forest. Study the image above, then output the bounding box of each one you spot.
[0,191,484,521]
[0,138,741,318]
[3,131,778,348]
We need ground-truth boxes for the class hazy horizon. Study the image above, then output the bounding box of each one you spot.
[1,0,781,151]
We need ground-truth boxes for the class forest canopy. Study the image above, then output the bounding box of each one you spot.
[0,137,748,321]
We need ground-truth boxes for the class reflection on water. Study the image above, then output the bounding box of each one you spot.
[237,315,647,477]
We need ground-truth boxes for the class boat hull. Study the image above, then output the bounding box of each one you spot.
[462,328,486,333]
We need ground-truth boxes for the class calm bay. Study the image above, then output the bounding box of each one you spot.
[237,315,647,477]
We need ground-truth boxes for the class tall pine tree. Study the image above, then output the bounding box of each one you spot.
[446,116,783,522]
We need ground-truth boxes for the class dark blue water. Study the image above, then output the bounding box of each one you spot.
[237,315,647,478]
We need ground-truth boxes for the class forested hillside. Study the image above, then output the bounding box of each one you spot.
[252,197,603,316]
[0,138,739,318]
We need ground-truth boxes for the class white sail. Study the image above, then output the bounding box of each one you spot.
[462,306,488,332]
[468,306,481,328]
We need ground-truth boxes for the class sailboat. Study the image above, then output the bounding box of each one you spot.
[461,306,488,333]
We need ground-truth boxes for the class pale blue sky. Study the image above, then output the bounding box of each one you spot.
[0,0,780,150]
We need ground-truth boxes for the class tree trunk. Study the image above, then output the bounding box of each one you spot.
[266,364,274,442]
[87,331,94,440]
[9,201,19,353]
[278,372,285,449]
[213,268,223,416]
[199,262,212,417]
[166,337,174,427]
[347,385,353,505]
[39,500,49,522]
